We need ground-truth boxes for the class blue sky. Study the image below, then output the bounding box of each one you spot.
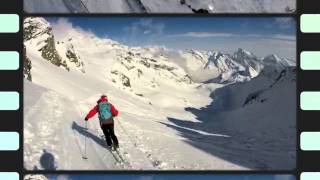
[47,17,296,59]
[47,174,295,180]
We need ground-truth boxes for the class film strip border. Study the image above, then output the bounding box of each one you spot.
[0,1,319,180]
[0,0,22,179]
[299,0,320,179]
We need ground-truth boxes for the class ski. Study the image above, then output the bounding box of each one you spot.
[113,148,131,168]
[107,146,122,164]
[100,135,128,167]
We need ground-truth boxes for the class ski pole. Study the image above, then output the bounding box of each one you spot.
[83,121,88,159]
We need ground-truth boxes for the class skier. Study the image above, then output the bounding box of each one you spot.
[85,95,120,149]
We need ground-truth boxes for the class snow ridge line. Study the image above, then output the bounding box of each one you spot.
[179,0,210,13]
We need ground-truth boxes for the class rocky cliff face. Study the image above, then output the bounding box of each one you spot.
[24,17,87,79]
[39,35,68,70]
[23,45,32,81]
[24,17,68,71]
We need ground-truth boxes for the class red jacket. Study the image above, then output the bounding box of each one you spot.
[85,96,119,121]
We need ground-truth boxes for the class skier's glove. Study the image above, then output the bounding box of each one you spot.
[85,117,88,121]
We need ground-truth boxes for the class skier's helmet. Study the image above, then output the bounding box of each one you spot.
[101,94,107,99]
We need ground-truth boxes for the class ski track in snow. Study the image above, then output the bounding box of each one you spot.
[24,84,158,170]
[63,0,89,13]
[124,0,147,13]
[24,83,240,170]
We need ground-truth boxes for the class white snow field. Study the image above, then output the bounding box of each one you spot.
[24,18,296,170]
[24,175,49,180]
[24,0,296,13]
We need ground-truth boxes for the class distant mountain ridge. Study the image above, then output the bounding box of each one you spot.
[23,17,295,90]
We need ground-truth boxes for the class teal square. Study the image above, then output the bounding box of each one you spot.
[0,92,19,110]
[0,173,19,180]
[0,14,19,33]
[300,92,320,110]
[301,52,320,70]
[0,51,19,70]
[301,132,320,151]
[301,172,320,180]
[0,132,19,151]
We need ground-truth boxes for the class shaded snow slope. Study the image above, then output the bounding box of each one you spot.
[166,67,296,170]
[24,17,296,170]
[24,0,295,13]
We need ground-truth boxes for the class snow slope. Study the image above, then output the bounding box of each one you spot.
[182,0,296,13]
[24,0,146,13]
[24,17,296,170]
[24,0,295,13]
[24,175,49,180]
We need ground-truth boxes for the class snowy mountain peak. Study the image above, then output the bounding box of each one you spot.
[24,17,195,101]
[24,18,86,74]
[24,17,52,41]
[178,47,295,84]
[210,51,225,59]
[206,52,234,70]
[262,54,295,69]
[186,49,207,60]
[233,48,256,59]
[263,54,281,63]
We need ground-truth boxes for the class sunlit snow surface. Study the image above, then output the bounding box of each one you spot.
[24,18,296,170]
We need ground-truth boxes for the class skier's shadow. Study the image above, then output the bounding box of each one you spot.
[71,121,107,148]
[36,149,57,170]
